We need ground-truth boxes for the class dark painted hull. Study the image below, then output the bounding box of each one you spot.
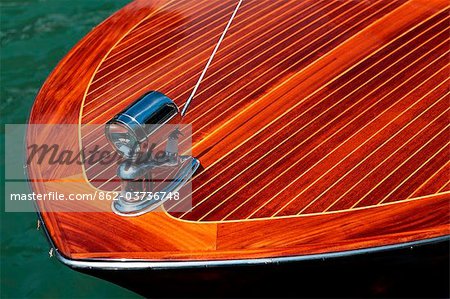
[79,239,449,298]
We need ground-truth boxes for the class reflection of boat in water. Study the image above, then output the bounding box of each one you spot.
[27,0,449,296]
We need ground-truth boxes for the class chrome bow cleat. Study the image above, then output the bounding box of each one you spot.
[105,91,199,217]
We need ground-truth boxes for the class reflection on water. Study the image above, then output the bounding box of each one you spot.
[1,0,138,297]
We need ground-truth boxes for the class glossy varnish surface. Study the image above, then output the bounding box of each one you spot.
[28,0,449,261]
[81,0,448,221]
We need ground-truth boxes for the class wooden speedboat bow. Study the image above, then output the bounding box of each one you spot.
[27,0,449,291]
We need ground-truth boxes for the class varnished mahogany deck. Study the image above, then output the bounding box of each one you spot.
[28,0,449,263]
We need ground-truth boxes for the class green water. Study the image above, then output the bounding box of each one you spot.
[0,1,138,297]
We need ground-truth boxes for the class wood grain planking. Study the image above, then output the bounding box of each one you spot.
[27,0,450,262]
[182,37,449,220]
[166,10,449,218]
